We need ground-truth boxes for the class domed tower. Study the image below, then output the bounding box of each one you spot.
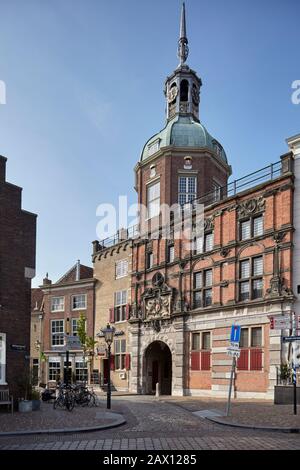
[135,3,232,218]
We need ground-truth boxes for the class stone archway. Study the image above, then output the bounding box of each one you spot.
[144,341,172,395]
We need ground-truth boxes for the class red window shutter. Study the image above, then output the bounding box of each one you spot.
[109,307,115,323]
[110,354,115,371]
[201,351,211,371]
[191,351,200,371]
[250,348,262,370]
[125,353,131,370]
[125,304,130,321]
[237,348,249,370]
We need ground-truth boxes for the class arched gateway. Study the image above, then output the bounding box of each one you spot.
[144,341,172,395]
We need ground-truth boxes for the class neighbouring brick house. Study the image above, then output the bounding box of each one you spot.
[93,235,133,391]
[0,155,37,399]
[92,6,297,398]
[30,288,44,385]
[40,261,96,385]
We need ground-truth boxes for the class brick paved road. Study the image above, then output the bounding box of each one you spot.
[0,396,300,450]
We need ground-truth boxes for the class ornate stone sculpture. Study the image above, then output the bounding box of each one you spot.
[142,272,175,324]
[237,196,265,219]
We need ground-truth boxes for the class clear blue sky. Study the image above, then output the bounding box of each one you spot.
[0,0,299,286]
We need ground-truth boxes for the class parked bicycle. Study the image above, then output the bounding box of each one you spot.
[53,384,75,411]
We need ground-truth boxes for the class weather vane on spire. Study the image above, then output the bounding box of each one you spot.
[177,2,189,66]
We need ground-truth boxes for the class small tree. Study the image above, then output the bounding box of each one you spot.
[77,313,97,384]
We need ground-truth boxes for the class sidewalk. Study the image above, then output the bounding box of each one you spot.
[0,401,125,436]
[164,397,300,432]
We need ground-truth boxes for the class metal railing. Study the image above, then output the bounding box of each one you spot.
[96,160,283,251]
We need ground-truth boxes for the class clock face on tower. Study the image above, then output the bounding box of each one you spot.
[167,85,178,103]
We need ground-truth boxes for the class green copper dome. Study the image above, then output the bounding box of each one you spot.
[141,116,227,163]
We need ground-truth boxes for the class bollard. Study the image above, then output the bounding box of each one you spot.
[155,382,160,397]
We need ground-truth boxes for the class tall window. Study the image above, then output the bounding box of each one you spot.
[191,331,211,371]
[212,181,222,202]
[147,181,160,218]
[72,318,78,336]
[48,359,61,381]
[146,251,154,269]
[237,326,263,371]
[51,320,64,346]
[116,259,128,279]
[51,296,64,312]
[240,215,263,240]
[194,232,214,254]
[178,176,197,205]
[72,294,87,310]
[193,269,213,308]
[114,290,127,322]
[75,359,88,382]
[114,339,126,370]
[167,244,175,263]
[0,333,6,385]
[239,256,263,301]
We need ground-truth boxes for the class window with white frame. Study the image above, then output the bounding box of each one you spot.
[178,176,197,205]
[240,215,264,240]
[167,244,175,263]
[51,320,64,346]
[194,232,214,254]
[114,290,127,322]
[0,333,6,384]
[51,296,65,312]
[72,318,78,336]
[72,294,87,310]
[116,259,128,279]
[147,180,160,218]
[75,359,88,382]
[48,358,61,381]
[114,339,126,370]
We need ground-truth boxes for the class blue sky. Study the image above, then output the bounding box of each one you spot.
[0,0,299,286]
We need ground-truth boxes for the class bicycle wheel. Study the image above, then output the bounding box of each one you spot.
[65,394,75,411]
[53,395,64,409]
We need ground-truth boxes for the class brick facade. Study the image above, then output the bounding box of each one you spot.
[0,156,37,399]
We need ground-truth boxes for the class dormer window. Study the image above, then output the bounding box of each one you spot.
[150,165,156,178]
[148,140,160,157]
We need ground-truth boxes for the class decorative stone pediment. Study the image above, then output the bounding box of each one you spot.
[142,273,175,322]
[237,196,265,219]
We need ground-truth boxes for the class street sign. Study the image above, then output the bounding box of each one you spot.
[230,325,241,343]
[65,335,82,350]
[283,336,300,343]
[269,315,292,330]
[227,349,241,358]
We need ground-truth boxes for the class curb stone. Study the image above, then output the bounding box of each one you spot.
[0,412,126,437]
[206,415,300,433]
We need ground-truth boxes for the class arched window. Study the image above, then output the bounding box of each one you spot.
[180,80,189,102]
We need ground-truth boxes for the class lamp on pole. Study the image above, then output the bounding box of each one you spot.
[100,323,115,410]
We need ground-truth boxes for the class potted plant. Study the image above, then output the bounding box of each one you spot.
[30,388,41,411]
[18,375,32,413]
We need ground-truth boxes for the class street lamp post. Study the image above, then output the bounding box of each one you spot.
[100,324,115,410]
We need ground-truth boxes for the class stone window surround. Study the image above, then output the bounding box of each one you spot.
[238,255,264,302]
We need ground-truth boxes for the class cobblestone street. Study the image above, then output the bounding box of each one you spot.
[0,396,300,450]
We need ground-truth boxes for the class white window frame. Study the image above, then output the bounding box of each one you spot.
[147,180,160,219]
[114,290,127,323]
[72,294,87,310]
[114,339,126,370]
[0,333,7,385]
[115,259,129,279]
[51,320,65,347]
[178,175,197,205]
[51,296,65,312]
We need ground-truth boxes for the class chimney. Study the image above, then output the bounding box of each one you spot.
[0,155,7,182]
[43,273,52,286]
[76,260,80,281]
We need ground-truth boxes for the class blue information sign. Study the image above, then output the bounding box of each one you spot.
[230,325,241,343]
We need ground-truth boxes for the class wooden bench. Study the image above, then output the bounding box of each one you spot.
[0,389,13,414]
